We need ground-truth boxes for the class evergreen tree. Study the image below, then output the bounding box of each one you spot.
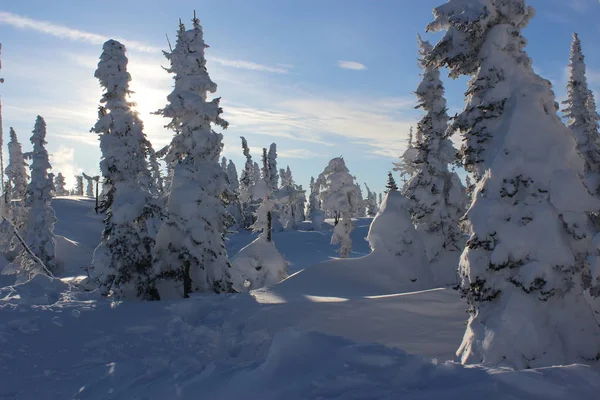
[385,172,398,193]
[54,173,68,196]
[6,127,29,199]
[277,166,305,229]
[82,173,95,198]
[401,35,467,285]
[318,157,361,257]
[221,156,228,172]
[225,159,243,229]
[307,176,324,229]
[393,127,419,184]
[267,143,279,190]
[153,15,233,298]
[364,183,378,217]
[75,175,84,196]
[427,0,600,367]
[378,192,383,208]
[23,116,56,272]
[239,136,256,228]
[562,33,600,196]
[251,148,274,240]
[90,39,162,300]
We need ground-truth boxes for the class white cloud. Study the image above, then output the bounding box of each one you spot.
[210,57,289,74]
[0,11,160,53]
[337,60,368,71]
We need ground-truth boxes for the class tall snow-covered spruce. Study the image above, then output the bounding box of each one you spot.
[561,33,600,196]
[53,173,68,196]
[6,127,29,200]
[239,136,256,228]
[318,157,362,258]
[90,39,162,300]
[153,15,233,298]
[23,116,56,272]
[402,35,467,285]
[427,0,600,368]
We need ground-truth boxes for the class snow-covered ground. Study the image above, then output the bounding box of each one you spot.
[1,197,599,399]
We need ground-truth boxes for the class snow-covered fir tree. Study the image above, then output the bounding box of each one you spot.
[378,192,383,208]
[318,157,362,257]
[401,35,467,285]
[427,0,600,368]
[364,183,378,217]
[385,172,398,193]
[75,175,84,196]
[23,116,56,272]
[6,127,29,200]
[54,173,68,196]
[267,143,279,190]
[277,166,306,229]
[252,161,261,186]
[221,156,227,172]
[465,175,474,201]
[561,33,600,196]
[145,142,164,197]
[393,127,419,184]
[239,136,256,228]
[354,180,367,218]
[225,159,243,229]
[307,176,325,229]
[233,147,287,291]
[90,39,162,300]
[153,15,233,298]
[83,173,95,198]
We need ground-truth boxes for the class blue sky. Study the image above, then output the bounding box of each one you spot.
[0,0,599,195]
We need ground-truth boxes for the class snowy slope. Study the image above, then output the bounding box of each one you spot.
[1,197,599,399]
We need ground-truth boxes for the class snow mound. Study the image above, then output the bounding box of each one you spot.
[0,273,68,305]
[231,237,288,292]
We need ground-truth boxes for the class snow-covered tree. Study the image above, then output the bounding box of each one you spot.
[153,16,233,298]
[90,39,162,300]
[378,192,383,208]
[6,127,29,200]
[354,180,367,218]
[252,161,261,185]
[233,147,287,291]
[54,173,68,196]
[562,33,600,200]
[277,166,306,229]
[307,176,324,229]
[146,144,164,196]
[267,143,279,190]
[367,191,433,286]
[393,127,419,184]
[23,116,56,272]
[401,35,467,285]
[364,183,378,217]
[239,136,256,228]
[385,172,398,193]
[221,156,227,171]
[75,175,84,196]
[318,157,362,257]
[83,173,95,198]
[427,0,600,368]
[225,159,243,229]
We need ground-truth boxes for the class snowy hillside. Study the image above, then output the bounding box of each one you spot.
[0,196,599,399]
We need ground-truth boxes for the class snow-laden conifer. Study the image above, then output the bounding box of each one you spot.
[364,183,378,217]
[427,0,600,368]
[23,116,56,272]
[562,33,600,195]
[277,166,306,229]
[393,128,418,184]
[267,143,279,190]
[74,175,84,196]
[225,159,243,229]
[385,172,398,193]
[318,157,361,257]
[233,147,287,291]
[239,136,256,228]
[153,16,233,298]
[90,39,162,300]
[6,127,29,200]
[307,176,324,229]
[83,173,95,198]
[54,173,68,196]
[402,35,467,285]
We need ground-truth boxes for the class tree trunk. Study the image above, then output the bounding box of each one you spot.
[267,210,272,242]
[182,260,192,298]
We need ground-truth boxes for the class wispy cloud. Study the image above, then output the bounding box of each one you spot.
[0,11,289,75]
[0,11,160,53]
[338,60,367,71]
[210,57,289,74]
